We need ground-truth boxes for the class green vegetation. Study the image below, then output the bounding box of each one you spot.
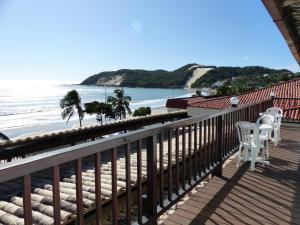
[192,90,203,97]
[107,88,132,120]
[81,64,300,96]
[191,66,300,95]
[60,90,84,127]
[133,107,151,117]
[84,101,115,124]
[60,88,133,126]
[81,64,212,88]
[0,132,9,141]
[191,66,294,88]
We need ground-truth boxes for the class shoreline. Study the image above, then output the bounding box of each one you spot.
[4,106,170,141]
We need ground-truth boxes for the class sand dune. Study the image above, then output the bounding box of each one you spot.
[185,67,214,89]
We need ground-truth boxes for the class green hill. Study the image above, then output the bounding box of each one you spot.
[80,64,212,88]
[81,65,298,89]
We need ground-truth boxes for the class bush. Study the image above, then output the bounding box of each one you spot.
[133,107,151,117]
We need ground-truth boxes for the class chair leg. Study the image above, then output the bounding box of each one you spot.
[237,144,242,167]
[250,148,256,171]
[266,140,269,159]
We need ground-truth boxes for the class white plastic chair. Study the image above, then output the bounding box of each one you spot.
[266,107,283,145]
[235,121,266,171]
[256,114,274,158]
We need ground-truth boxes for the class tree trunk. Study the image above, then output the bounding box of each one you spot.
[79,115,82,127]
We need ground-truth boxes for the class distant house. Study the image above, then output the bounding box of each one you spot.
[166,96,206,112]
[187,79,300,121]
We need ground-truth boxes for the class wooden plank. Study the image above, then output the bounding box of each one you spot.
[146,135,158,218]
[95,153,102,225]
[193,123,198,180]
[168,130,173,201]
[23,175,33,225]
[75,159,84,225]
[125,143,131,224]
[159,133,164,207]
[52,166,61,225]
[188,125,192,185]
[182,126,186,190]
[137,140,143,224]
[111,148,119,225]
[175,128,179,195]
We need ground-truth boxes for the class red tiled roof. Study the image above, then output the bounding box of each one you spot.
[166,96,206,109]
[189,79,300,109]
[283,106,300,121]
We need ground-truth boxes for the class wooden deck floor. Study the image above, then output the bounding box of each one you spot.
[162,126,300,225]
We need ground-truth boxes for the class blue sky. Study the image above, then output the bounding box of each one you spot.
[0,0,299,82]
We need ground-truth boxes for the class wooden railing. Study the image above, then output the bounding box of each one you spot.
[0,111,187,162]
[273,98,300,123]
[0,99,272,225]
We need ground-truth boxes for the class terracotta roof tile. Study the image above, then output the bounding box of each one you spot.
[189,79,300,109]
[188,79,300,121]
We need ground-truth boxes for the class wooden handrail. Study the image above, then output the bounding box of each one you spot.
[0,111,187,161]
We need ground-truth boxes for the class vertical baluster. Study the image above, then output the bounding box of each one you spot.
[227,112,232,154]
[75,159,84,225]
[111,148,119,225]
[188,125,192,185]
[199,121,203,176]
[159,133,164,208]
[125,144,131,224]
[222,115,226,159]
[232,112,235,149]
[52,166,61,225]
[203,120,207,172]
[214,115,223,177]
[224,113,228,156]
[212,117,216,166]
[193,123,198,180]
[137,140,143,224]
[23,175,32,225]
[182,126,186,190]
[227,113,230,154]
[95,153,102,225]
[208,119,211,169]
[167,130,172,201]
[175,128,180,195]
[146,135,157,218]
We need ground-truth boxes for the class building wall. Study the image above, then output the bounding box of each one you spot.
[187,107,221,116]
[167,107,184,113]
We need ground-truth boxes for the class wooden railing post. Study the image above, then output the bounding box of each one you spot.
[146,135,158,224]
[213,115,223,177]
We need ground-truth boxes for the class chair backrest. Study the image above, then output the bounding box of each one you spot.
[266,107,283,116]
[235,121,259,145]
[266,107,283,126]
[256,114,274,126]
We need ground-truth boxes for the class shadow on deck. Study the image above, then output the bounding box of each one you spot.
[162,127,300,225]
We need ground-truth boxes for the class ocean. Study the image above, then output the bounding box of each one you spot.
[0,80,192,139]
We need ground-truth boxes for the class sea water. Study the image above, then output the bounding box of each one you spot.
[0,80,192,139]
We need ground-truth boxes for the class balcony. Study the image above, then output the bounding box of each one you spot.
[162,126,300,225]
[0,99,299,225]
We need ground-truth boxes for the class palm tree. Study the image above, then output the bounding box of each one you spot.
[0,132,9,141]
[60,90,84,127]
[84,101,115,124]
[107,88,132,120]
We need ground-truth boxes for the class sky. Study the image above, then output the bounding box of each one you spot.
[0,0,299,82]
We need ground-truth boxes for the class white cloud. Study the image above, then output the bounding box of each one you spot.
[131,21,143,34]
